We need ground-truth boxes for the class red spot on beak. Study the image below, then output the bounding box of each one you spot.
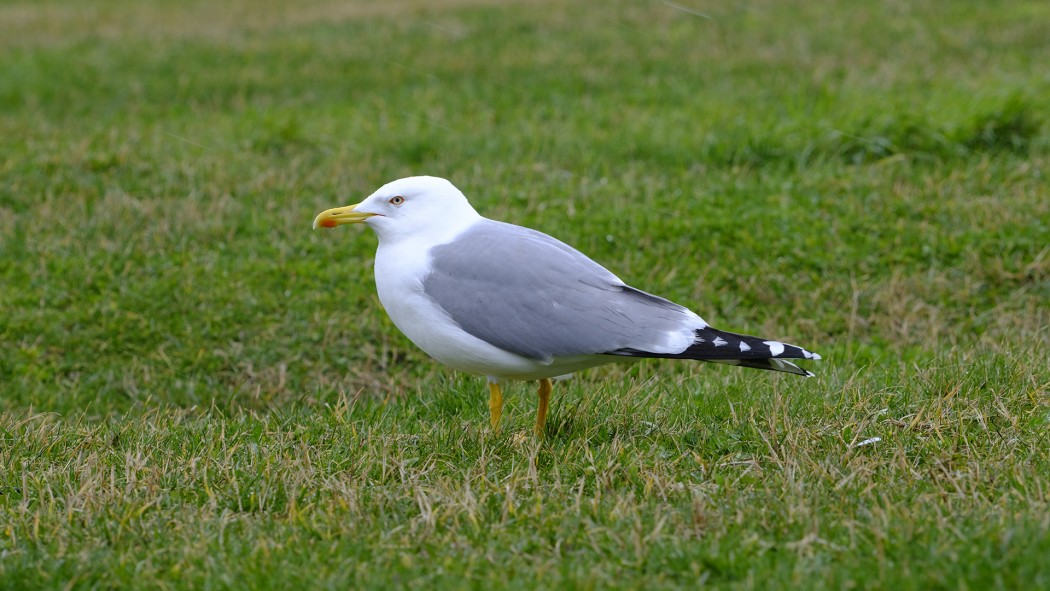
[319,218,338,228]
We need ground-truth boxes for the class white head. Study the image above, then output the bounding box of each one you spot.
[313,176,481,245]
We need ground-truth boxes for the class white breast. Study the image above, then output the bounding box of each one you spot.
[372,239,547,379]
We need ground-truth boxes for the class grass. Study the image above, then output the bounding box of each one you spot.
[1,0,1049,588]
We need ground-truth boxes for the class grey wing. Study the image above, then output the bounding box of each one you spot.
[422,220,701,362]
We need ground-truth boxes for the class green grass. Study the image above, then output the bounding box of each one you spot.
[1,0,1049,588]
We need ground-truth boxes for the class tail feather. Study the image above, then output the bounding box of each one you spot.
[607,326,821,377]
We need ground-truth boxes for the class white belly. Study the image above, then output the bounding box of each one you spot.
[373,243,552,379]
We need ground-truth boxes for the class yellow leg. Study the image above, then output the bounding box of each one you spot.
[535,378,553,436]
[488,381,504,432]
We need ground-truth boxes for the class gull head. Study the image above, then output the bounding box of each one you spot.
[313,176,481,244]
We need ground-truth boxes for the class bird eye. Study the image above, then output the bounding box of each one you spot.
[389,196,405,206]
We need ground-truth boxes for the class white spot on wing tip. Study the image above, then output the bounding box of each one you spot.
[739,341,751,352]
[713,337,728,347]
[764,341,785,357]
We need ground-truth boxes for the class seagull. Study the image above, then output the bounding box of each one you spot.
[313,176,820,435]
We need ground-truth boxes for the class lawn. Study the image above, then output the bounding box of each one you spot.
[1,0,1049,588]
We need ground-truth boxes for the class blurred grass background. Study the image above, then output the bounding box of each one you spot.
[1,0,1048,589]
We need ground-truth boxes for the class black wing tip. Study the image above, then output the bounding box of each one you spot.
[689,327,820,361]
[714,357,817,377]
[606,326,821,377]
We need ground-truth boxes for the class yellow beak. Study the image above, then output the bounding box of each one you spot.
[312,202,377,229]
